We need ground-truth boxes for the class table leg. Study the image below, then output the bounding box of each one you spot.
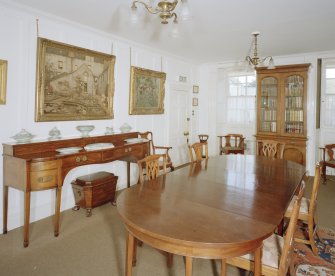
[221,259,227,276]
[54,186,62,237]
[254,245,262,276]
[185,256,193,276]
[127,162,130,188]
[126,232,135,276]
[23,191,31,248]
[3,185,8,234]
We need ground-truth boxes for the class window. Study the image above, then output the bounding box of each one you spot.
[226,74,256,124]
[323,67,335,127]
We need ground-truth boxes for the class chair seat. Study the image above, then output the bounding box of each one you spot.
[285,195,309,218]
[241,233,284,269]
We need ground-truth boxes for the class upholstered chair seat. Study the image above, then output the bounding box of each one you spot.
[285,195,309,217]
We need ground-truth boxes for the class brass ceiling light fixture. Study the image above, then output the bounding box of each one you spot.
[245,32,275,69]
[130,0,190,24]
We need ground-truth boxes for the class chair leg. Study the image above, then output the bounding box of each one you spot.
[308,220,318,255]
[321,164,327,182]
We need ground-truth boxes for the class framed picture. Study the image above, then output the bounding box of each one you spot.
[35,38,116,121]
[193,85,199,94]
[129,66,166,115]
[192,97,198,106]
[0,59,7,105]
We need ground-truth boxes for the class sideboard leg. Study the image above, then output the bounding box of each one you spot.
[54,186,62,237]
[3,185,8,234]
[23,191,31,248]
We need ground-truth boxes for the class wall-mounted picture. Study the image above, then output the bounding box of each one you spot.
[192,97,198,106]
[193,85,199,94]
[35,38,116,121]
[129,66,166,115]
[0,59,8,105]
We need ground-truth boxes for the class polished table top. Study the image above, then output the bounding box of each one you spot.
[117,155,306,274]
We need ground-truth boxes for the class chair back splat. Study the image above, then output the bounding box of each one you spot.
[256,139,285,159]
[137,154,166,184]
[189,142,208,163]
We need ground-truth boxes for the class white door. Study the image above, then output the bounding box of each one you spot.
[169,84,191,167]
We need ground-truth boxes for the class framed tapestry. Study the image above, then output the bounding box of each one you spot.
[35,38,116,121]
[0,59,7,105]
[129,66,166,115]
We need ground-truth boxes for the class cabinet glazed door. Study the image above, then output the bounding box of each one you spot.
[283,74,306,136]
[258,76,279,134]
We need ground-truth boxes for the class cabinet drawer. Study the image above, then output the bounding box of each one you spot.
[103,147,127,161]
[127,144,145,159]
[62,152,101,168]
[103,144,147,161]
[30,169,58,190]
[30,160,59,190]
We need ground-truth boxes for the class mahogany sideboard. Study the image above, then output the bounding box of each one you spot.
[2,132,149,247]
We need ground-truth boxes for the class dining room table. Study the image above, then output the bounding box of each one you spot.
[117,154,306,276]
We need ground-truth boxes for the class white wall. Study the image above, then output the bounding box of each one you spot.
[0,3,198,232]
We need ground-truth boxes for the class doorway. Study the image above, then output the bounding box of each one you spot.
[168,83,192,167]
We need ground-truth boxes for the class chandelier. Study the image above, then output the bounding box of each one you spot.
[245,32,275,69]
[130,0,190,24]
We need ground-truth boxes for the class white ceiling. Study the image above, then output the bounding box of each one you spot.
[5,0,335,63]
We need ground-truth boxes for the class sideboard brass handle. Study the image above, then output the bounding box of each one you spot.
[82,156,87,161]
[75,157,81,163]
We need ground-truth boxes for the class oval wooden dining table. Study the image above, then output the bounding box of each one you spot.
[117,155,306,276]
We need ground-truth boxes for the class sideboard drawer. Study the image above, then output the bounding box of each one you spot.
[61,152,101,168]
[30,160,59,190]
[102,143,147,161]
[30,169,58,190]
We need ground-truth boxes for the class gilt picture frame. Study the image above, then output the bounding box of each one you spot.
[35,38,116,122]
[0,59,8,105]
[129,66,166,115]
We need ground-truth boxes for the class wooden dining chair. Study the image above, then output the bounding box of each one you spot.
[223,182,305,276]
[256,139,285,159]
[218,134,245,155]
[319,144,335,182]
[138,154,167,183]
[134,154,173,267]
[189,142,208,162]
[138,131,174,171]
[284,164,322,256]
